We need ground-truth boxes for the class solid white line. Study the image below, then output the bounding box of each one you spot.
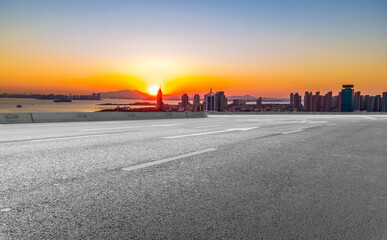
[122,148,217,172]
[356,115,376,120]
[283,129,303,135]
[81,124,181,131]
[30,134,110,142]
[327,123,337,126]
[193,125,221,129]
[163,127,257,139]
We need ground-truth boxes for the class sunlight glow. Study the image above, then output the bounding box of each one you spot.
[148,86,159,95]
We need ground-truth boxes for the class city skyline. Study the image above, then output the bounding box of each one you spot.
[1,0,387,97]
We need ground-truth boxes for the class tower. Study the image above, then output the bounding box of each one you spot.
[156,86,164,111]
[204,88,215,111]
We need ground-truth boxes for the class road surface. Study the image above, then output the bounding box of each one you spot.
[1,114,387,239]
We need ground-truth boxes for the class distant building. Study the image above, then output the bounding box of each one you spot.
[204,88,215,111]
[215,91,227,112]
[354,91,361,111]
[156,86,164,111]
[293,93,301,111]
[290,93,294,106]
[182,93,189,110]
[383,92,387,112]
[324,92,332,112]
[193,94,201,111]
[341,85,354,112]
[304,92,312,112]
[256,97,262,105]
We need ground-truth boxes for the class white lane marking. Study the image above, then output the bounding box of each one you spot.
[1,208,11,212]
[356,115,376,120]
[307,121,327,124]
[283,129,303,135]
[163,127,258,139]
[122,148,217,172]
[327,123,337,126]
[30,134,110,142]
[81,124,181,131]
[193,125,221,129]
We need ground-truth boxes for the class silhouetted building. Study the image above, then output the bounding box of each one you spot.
[304,92,311,112]
[290,93,294,106]
[354,91,361,111]
[215,91,227,112]
[182,93,189,110]
[341,85,354,112]
[324,92,332,112]
[375,95,382,112]
[256,97,262,105]
[383,92,387,112]
[293,93,301,111]
[156,86,164,111]
[204,88,215,111]
[193,94,201,111]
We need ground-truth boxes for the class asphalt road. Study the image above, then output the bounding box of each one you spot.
[1,114,387,239]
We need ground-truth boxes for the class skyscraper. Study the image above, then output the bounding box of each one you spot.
[304,92,311,112]
[383,92,387,112]
[181,93,189,110]
[340,85,354,112]
[324,92,332,112]
[156,86,163,111]
[215,91,227,112]
[290,93,294,106]
[193,94,201,111]
[256,97,262,105]
[293,93,301,111]
[204,88,215,111]
[354,91,361,111]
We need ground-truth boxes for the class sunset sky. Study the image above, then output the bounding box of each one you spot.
[1,0,386,97]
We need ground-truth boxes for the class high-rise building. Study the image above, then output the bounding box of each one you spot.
[256,97,262,105]
[156,86,164,111]
[290,93,294,106]
[293,93,301,111]
[340,85,354,112]
[181,93,189,110]
[324,92,332,112]
[311,92,318,112]
[354,91,361,111]
[215,91,227,112]
[204,88,215,111]
[383,92,387,112]
[193,94,201,111]
[375,95,382,112]
[304,92,311,112]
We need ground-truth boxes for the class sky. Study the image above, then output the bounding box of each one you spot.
[0,0,386,97]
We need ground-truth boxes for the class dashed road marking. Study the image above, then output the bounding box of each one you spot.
[1,208,11,212]
[30,134,110,142]
[122,148,217,172]
[327,123,338,126]
[81,124,181,131]
[283,129,303,135]
[356,115,376,120]
[194,125,221,129]
[163,127,258,139]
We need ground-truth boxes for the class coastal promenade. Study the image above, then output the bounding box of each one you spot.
[1,114,387,239]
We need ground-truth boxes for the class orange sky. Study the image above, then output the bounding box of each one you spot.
[1,1,386,97]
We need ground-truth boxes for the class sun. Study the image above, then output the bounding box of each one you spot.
[148,86,159,95]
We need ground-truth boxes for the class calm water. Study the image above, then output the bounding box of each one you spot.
[0,98,180,113]
[0,98,289,113]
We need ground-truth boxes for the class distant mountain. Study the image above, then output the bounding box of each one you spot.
[228,95,258,101]
[100,89,180,100]
[100,89,152,99]
[228,95,288,102]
